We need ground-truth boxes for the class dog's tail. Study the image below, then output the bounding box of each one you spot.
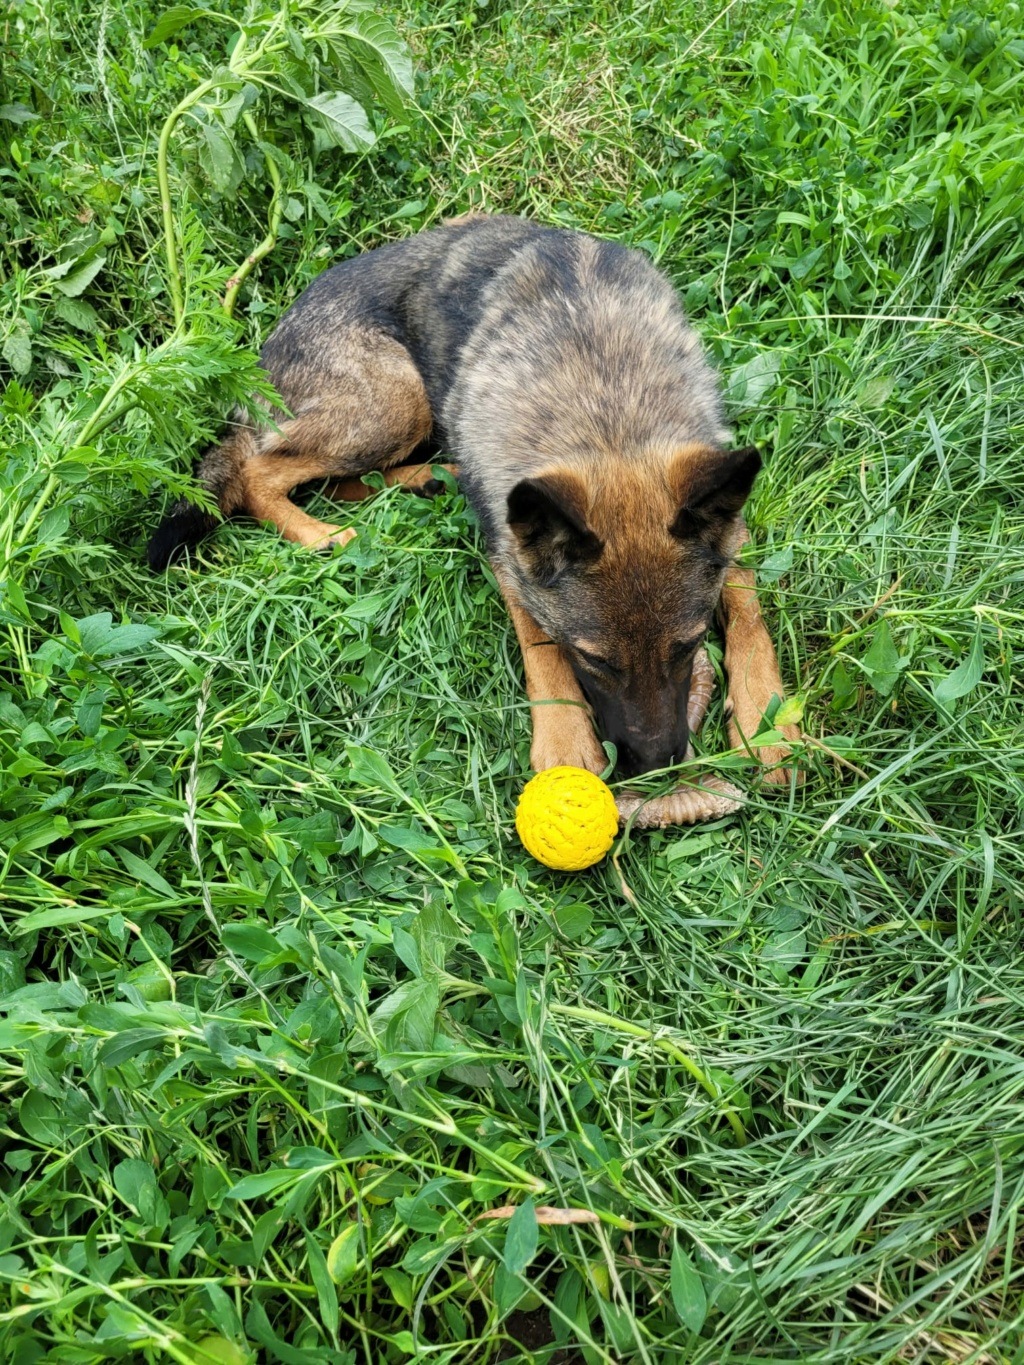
[147,425,252,571]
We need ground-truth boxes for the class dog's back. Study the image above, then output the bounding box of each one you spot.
[147,215,727,570]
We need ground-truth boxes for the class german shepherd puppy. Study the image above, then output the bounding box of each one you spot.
[149,214,799,822]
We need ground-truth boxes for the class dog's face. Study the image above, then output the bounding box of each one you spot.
[506,445,760,778]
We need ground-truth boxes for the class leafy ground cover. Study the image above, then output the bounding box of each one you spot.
[2,0,1023,1360]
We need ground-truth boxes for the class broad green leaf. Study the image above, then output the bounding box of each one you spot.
[553,902,593,940]
[392,925,422,978]
[382,1267,412,1309]
[53,253,106,297]
[221,922,282,962]
[773,695,804,727]
[493,1262,526,1317]
[223,1169,301,1201]
[933,623,985,707]
[664,832,719,864]
[0,103,39,124]
[503,1198,538,1275]
[113,1158,170,1231]
[326,1223,361,1285]
[191,1337,252,1365]
[98,1028,167,1066]
[0,577,30,621]
[37,505,70,543]
[788,244,824,280]
[304,1228,339,1335]
[15,901,117,933]
[858,618,906,697]
[302,91,376,154]
[859,375,895,408]
[759,545,794,579]
[74,613,160,658]
[198,119,245,194]
[762,926,807,973]
[336,11,415,118]
[670,1241,707,1334]
[143,5,203,47]
[373,978,440,1053]
[377,823,458,864]
[726,350,780,408]
[53,296,100,332]
[117,846,177,898]
[2,333,32,374]
[19,1091,65,1145]
[346,744,405,795]
[598,1299,636,1355]
[0,951,26,993]
[412,899,459,976]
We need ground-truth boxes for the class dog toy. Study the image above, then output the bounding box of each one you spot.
[515,766,618,870]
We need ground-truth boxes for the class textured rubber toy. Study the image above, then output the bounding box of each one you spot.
[515,766,619,870]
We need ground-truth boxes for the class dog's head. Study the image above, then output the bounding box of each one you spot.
[505,444,760,778]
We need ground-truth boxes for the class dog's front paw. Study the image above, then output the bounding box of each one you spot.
[725,696,804,787]
[617,775,744,828]
[757,724,804,786]
[530,713,606,776]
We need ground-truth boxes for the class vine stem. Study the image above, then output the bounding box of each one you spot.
[223,112,284,317]
[156,30,252,325]
[156,75,218,326]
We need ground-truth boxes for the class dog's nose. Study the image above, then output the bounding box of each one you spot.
[615,738,683,779]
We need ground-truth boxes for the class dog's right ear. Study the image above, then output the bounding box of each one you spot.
[507,473,603,587]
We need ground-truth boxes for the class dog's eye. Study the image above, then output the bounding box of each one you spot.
[575,646,620,677]
[669,636,703,666]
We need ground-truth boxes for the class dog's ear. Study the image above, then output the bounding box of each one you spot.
[669,445,761,540]
[507,472,603,586]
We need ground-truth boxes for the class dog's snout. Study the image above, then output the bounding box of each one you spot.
[614,727,689,778]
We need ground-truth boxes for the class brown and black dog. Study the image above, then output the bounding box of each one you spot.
[149,214,800,825]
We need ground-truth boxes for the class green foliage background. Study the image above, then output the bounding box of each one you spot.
[1,0,1023,1360]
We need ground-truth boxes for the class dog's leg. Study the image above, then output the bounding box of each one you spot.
[243,448,357,550]
[323,462,459,503]
[719,520,802,783]
[238,337,433,550]
[498,580,606,776]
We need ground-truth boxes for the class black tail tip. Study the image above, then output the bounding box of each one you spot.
[147,501,218,571]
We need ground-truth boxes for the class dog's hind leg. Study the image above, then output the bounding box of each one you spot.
[323,462,459,503]
[718,520,802,783]
[239,336,433,550]
[498,578,607,776]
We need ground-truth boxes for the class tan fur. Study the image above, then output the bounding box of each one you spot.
[718,524,802,783]
[234,333,432,547]
[498,583,607,775]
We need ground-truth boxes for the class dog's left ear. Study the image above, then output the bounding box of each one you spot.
[670,445,762,540]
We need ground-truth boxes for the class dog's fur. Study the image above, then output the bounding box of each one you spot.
[149,214,799,802]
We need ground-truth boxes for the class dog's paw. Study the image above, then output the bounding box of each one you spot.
[725,699,804,787]
[318,527,357,551]
[756,724,804,786]
[617,775,745,828]
[530,717,606,776]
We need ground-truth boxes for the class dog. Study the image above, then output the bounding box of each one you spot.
[149,214,800,822]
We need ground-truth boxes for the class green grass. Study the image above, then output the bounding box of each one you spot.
[2,0,1024,1360]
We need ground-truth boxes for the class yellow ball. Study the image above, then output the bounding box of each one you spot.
[515,766,619,871]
